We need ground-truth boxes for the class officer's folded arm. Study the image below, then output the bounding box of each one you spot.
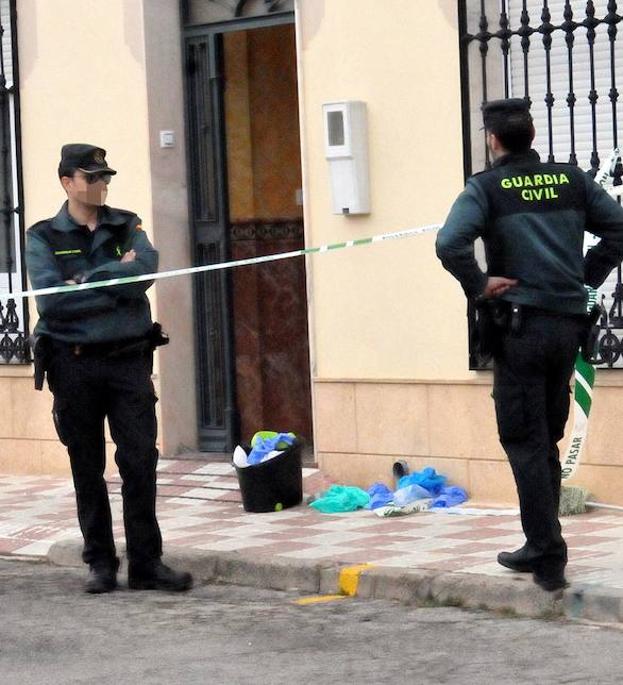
[25,232,117,320]
[79,237,159,299]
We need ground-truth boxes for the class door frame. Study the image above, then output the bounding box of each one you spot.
[182,11,296,451]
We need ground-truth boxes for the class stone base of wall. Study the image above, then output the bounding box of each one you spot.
[314,378,623,507]
[0,439,120,478]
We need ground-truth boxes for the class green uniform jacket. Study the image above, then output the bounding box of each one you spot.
[436,150,623,314]
[25,202,158,343]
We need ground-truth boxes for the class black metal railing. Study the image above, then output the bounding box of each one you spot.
[460,0,623,368]
[0,0,27,364]
[182,0,294,24]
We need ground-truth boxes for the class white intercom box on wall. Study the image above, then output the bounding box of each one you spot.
[322,101,370,215]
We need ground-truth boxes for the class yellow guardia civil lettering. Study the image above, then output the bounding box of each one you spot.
[500,172,570,202]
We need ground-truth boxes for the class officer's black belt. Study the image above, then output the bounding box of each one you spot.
[50,336,150,358]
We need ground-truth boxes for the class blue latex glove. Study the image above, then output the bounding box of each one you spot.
[398,467,447,496]
[431,486,468,508]
[309,485,370,513]
[247,432,295,465]
[366,482,394,510]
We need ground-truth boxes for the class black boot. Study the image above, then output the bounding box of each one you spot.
[497,545,535,573]
[85,559,119,594]
[128,561,193,592]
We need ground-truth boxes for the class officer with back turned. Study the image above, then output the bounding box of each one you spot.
[436,100,623,591]
[26,144,192,594]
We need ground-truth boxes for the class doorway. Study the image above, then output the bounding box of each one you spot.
[184,18,313,451]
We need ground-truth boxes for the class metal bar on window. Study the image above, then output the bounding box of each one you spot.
[0,0,27,364]
[500,0,511,98]
[606,0,620,154]
[541,1,555,162]
[0,8,12,292]
[585,0,601,174]
[478,0,490,167]
[563,1,578,165]
[520,0,532,104]
[458,0,473,181]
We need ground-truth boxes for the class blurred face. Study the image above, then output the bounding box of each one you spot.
[61,171,111,206]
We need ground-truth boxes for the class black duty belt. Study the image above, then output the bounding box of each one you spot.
[51,336,150,358]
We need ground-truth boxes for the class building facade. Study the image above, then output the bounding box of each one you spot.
[1,0,622,505]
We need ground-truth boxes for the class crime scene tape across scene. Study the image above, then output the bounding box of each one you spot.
[13,224,442,299]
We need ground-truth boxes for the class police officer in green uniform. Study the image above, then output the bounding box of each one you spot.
[26,144,192,594]
[436,100,623,591]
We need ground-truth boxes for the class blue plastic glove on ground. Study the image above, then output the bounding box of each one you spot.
[431,486,468,508]
[366,482,394,509]
[397,467,447,496]
[393,483,431,506]
[309,485,370,513]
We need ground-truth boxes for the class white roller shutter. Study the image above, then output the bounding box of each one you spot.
[508,0,621,169]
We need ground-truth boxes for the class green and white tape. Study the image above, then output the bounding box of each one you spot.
[13,223,441,300]
[561,147,621,480]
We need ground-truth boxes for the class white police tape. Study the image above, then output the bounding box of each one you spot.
[12,223,442,300]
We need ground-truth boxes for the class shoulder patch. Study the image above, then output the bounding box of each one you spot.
[27,219,53,235]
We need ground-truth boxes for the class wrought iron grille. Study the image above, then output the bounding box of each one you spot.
[183,0,294,24]
[0,0,26,364]
[459,0,623,368]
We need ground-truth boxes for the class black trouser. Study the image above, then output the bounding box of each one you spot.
[47,344,163,569]
[492,308,585,574]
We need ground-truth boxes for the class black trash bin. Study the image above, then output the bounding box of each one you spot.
[234,440,303,513]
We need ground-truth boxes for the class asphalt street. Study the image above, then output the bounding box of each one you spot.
[1,558,622,684]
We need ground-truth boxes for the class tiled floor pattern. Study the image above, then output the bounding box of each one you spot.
[1,460,622,589]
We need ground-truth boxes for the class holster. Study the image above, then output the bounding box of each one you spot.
[147,322,170,350]
[31,335,52,391]
[473,298,510,359]
[580,304,603,363]
[106,322,169,359]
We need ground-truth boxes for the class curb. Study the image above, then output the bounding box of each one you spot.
[45,538,623,623]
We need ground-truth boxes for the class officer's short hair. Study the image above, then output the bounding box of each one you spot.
[58,164,77,180]
[482,99,534,154]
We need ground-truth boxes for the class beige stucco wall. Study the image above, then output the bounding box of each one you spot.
[297,0,470,382]
[0,0,197,474]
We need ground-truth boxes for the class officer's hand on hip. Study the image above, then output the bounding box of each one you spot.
[483,276,518,298]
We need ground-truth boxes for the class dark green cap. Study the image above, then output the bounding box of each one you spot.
[482,98,532,130]
[58,144,117,177]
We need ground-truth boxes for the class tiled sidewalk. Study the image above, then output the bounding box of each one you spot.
[1,460,623,591]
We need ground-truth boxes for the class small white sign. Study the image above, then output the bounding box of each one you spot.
[159,130,175,148]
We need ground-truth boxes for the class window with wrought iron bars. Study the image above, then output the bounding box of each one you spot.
[459,0,623,369]
[0,0,27,364]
